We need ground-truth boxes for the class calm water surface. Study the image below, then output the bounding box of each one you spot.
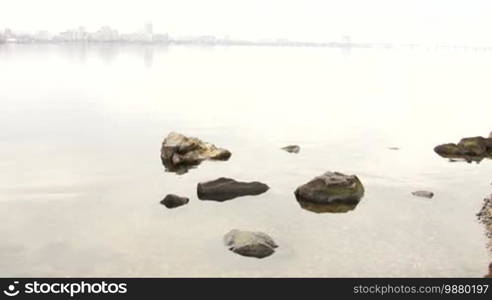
[1,44,492,277]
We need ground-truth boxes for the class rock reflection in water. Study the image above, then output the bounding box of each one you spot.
[297,199,359,213]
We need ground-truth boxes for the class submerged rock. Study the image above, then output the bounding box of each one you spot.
[434,134,492,163]
[160,194,189,208]
[294,171,364,213]
[197,178,269,201]
[161,132,231,174]
[224,229,277,258]
[388,147,400,150]
[281,145,300,153]
[411,190,434,199]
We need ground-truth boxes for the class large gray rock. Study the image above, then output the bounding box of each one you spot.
[294,171,364,213]
[197,178,269,201]
[161,132,231,174]
[224,229,278,258]
[160,194,189,208]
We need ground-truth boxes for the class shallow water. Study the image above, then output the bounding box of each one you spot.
[1,44,492,277]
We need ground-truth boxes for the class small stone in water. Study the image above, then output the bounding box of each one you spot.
[411,191,434,199]
[281,145,300,153]
[160,194,189,208]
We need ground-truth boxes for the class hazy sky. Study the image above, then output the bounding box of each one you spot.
[1,0,492,44]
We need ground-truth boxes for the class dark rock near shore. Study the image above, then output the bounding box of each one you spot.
[434,134,492,163]
[294,171,364,213]
[457,137,488,156]
[477,195,492,253]
[197,178,269,201]
[477,195,492,237]
[485,263,492,278]
[224,229,278,258]
[161,132,231,174]
[411,190,434,199]
[434,143,462,157]
[282,145,300,153]
[160,194,189,208]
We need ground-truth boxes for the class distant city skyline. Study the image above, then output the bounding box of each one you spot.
[0,23,364,47]
[2,23,492,51]
[2,0,492,45]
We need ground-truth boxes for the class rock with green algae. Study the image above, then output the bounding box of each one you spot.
[294,171,364,213]
[434,143,462,157]
[434,134,492,162]
[457,136,488,156]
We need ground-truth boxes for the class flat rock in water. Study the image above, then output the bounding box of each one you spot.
[197,178,269,201]
[281,145,300,153]
[411,191,434,199]
[388,147,400,150]
[161,132,231,174]
[160,194,189,208]
[224,229,278,258]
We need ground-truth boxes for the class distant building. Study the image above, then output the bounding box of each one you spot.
[142,22,153,42]
[341,35,351,44]
[4,28,13,38]
[196,35,216,44]
[145,22,153,35]
[1,24,173,45]
[34,30,52,42]
[90,26,119,42]
[153,33,169,43]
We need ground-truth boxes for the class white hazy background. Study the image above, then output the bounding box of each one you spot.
[1,0,492,45]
